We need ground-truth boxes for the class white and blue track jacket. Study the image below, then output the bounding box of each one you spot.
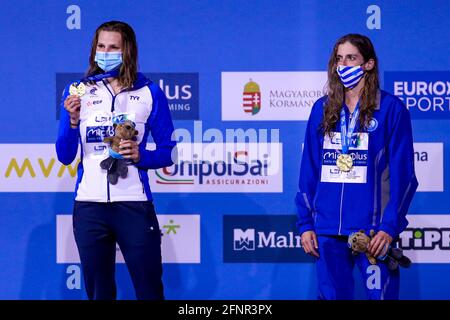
[56,73,176,202]
[295,90,418,238]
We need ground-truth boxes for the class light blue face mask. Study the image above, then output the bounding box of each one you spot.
[336,65,364,89]
[95,51,123,72]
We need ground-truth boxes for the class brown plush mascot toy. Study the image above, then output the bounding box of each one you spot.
[348,229,411,270]
[100,120,138,184]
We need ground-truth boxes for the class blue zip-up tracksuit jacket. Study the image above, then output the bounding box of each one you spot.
[295,90,418,239]
[56,73,176,202]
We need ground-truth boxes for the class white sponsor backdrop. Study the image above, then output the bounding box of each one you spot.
[149,142,283,193]
[1,143,282,193]
[0,144,80,192]
[414,143,444,192]
[400,215,450,263]
[221,72,327,121]
[57,214,201,263]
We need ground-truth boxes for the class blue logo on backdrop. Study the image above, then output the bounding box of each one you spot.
[385,71,450,119]
[223,215,314,263]
[56,73,199,120]
[144,73,199,120]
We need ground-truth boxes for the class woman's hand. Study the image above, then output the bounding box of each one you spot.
[368,230,393,257]
[119,140,140,163]
[64,95,81,127]
[301,230,319,258]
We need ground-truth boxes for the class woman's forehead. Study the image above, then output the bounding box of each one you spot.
[337,42,360,55]
[98,31,122,43]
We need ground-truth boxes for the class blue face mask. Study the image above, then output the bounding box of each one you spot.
[336,65,364,89]
[95,52,123,72]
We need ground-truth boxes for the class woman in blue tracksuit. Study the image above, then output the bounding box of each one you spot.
[295,34,418,300]
[56,21,176,300]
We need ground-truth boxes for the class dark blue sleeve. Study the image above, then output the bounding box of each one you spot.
[135,83,176,170]
[379,99,418,238]
[55,84,79,165]
[295,98,324,235]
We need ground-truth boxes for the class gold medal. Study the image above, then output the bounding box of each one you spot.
[69,82,86,97]
[336,153,353,172]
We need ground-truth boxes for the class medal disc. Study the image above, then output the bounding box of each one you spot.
[76,82,86,96]
[336,153,353,172]
[69,83,78,96]
[69,82,85,97]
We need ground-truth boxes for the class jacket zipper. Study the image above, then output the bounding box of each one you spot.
[338,183,344,235]
[103,80,119,202]
[107,181,111,202]
[138,171,145,194]
[103,80,133,202]
[338,110,351,235]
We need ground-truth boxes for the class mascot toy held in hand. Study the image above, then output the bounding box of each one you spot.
[348,229,412,271]
[348,229,377,265]
[100,120,138,185]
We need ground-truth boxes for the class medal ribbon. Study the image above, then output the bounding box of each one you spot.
[80,69,120,83]
[340,101,360,154]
